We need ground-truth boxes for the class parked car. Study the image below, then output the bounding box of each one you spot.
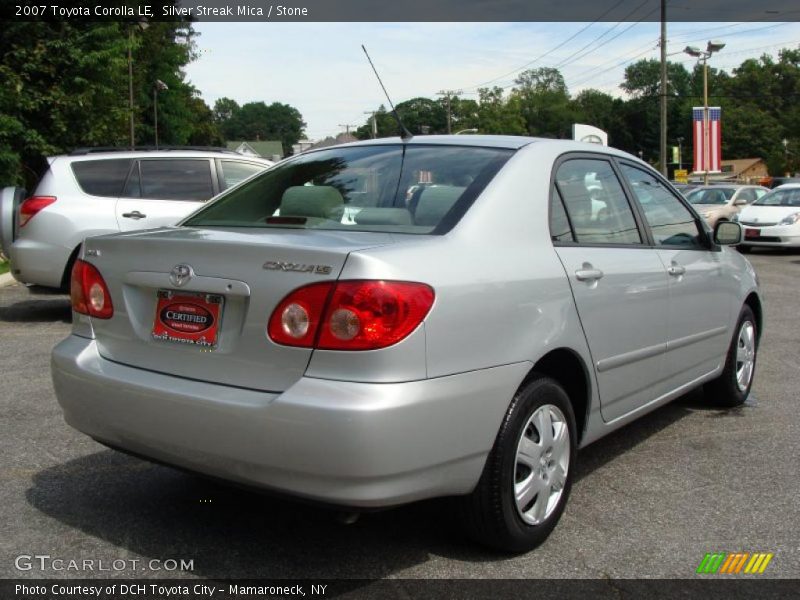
[765,176,800,189]
[51,136,761,552]
[0,148,273,290]
[735,183,800,251]
[684,184,768,227]
[671,182,699,195]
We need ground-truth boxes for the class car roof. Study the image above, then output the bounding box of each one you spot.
[54,150,274,163]
[304,134,646,161]
[773,183,800,189]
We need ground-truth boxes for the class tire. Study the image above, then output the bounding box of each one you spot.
[460,375,577,553]
[738,245,752,254]
[704,305,758,407]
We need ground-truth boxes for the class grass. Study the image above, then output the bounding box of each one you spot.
[0,258,8,276]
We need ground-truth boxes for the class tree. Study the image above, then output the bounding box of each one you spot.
[0,22,130,186]
[477,87,526,135]
[571,89,632,150]
[213,100,306,154]
[511,68,573,138]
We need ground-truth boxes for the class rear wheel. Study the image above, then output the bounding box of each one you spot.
[460,376,576,552]
[704,305,758,407]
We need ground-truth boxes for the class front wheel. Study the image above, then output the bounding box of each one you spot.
[704,305,758,407]
[460,376,577,552]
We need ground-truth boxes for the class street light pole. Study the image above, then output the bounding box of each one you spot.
[153,79,168,149]
[659,0,668,177]
[702,53,710,185]
[684,41,725,186]
[677,136,684,170]
[128,29,135,149]
[126,19,148,149]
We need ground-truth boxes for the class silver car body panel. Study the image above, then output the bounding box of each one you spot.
[52,335,531,507]
[51,137,761,507]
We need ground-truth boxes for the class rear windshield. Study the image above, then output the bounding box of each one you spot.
[753,188,800,207]
[686,187,735,205]
[183,144,513,234]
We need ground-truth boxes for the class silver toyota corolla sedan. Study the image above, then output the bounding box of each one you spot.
[51,136,762,552]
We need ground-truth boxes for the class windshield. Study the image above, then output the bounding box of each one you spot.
[686,187,734,205]
[184,144,513,234]
[753,187,800,207]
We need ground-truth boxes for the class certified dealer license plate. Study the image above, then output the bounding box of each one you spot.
[152,290,223,348]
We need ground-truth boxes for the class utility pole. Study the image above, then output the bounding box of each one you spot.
[363,111,377,139]
[437,89,461,135]
[660,0,668,177]
[338,124,357,136]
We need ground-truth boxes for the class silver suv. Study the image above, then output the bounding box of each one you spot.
[0,148,273,290]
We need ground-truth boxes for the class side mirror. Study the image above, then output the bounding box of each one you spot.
[734,198,749,206]
[714,220,743,246]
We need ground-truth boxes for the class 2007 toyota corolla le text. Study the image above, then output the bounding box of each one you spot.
[51,135,761,552]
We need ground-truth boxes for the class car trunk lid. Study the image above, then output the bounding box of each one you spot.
[83,226,396,392]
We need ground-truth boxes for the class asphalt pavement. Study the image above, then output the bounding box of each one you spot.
[0,250,798,581]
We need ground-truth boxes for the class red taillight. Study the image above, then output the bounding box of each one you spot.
[70,259,114,319]
[267,282,333,347]
[19,196,56,227]
[268,280,435,351]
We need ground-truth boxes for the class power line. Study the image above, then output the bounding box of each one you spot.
[551,0,655,71]
[455,0,629,92]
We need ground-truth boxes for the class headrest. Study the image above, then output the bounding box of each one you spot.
[354,207,413,226]
[414,186,465,226]
[280,186,344,218]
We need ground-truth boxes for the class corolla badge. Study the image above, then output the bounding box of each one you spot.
[169,264,194,287]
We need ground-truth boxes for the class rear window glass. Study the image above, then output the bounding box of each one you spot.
[183,145,513,234]
[71,159,133,197]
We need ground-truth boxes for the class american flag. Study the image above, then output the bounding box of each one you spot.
[693,107,722,173]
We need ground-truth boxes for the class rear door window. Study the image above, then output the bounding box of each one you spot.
[554,158,642,245]
[133,159,215,201]
[71,159,133,197]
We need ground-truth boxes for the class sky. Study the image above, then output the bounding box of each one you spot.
[183,22,800,140]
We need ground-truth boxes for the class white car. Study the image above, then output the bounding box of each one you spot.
[736,183,800,251]
[0,148,273,290]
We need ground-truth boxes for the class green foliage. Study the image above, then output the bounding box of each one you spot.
[512,68,573,138]
[213,99,306,155]
[354,47,800,176]
[0,17,222,188]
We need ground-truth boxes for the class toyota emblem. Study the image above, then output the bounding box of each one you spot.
[169,264,194,287]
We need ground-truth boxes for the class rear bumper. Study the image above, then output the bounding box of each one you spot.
[10,238,70,288]
[52,335,528,508]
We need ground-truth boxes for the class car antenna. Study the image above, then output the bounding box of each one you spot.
[361,45,413,141]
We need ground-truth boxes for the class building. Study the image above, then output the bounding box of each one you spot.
[226,140,284,161]
[718,158,769,183]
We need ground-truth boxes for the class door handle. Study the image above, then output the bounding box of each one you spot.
[121,211,146,219]
[667,265,686,277]
[575,268,604,281]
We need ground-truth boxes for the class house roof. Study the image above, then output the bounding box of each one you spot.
[721,158,765,174]
[226,140,284,158]
[307,133,359,151]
